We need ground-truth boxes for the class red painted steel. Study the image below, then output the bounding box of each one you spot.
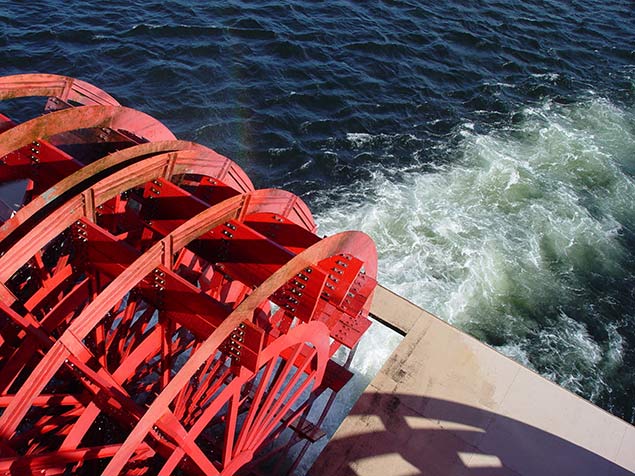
[0,74,377,475]
[0,73,120,107]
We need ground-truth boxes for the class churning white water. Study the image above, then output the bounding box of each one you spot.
[315,96,635,405]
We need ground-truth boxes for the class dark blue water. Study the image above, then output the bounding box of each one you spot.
[1,1,635,423]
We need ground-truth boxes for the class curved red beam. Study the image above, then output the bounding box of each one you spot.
[0,140,255,245]
[0,73,120,106]
[0,161,297,284]
[0,105,175,160]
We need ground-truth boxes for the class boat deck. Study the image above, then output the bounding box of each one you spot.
[310,286,635,476]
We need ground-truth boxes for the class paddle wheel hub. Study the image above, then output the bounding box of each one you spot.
[0,74,377,475]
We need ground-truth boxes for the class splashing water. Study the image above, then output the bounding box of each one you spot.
[316,96,635,421]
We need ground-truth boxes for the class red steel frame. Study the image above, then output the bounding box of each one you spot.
[0,74,377,475]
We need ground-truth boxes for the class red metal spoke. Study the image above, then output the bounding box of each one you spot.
[0,444,157,475]
[221,389,240,466]
[233,356,278,454]
[158,313,174,389]
[257,348,319,441]
[175,354,229,424]
[243,344,306,447]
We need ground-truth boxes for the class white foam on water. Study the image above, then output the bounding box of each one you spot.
[345,131,419,149]
[346,132,374,147]
[531,72,561,82]
[315,95,635,400]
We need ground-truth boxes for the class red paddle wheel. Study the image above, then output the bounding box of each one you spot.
[0,74,377,475]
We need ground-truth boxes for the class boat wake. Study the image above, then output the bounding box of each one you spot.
[315,95,635,420]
